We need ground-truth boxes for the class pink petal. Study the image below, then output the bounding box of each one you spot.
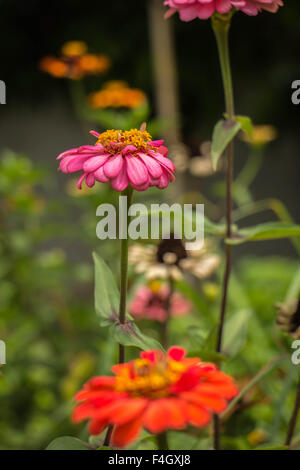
[150,151,175,173]
[90,130,101,138]
[83,155,110,173]
[94,166,109,183]
[59,155,90,173]
[86,173,95,187]
[158,145,168,157]
[157,169,170,189]
[77,172,87,189]
[133,179,150,192]
[110,164,129,192]
[125,155,149,186]
[138,153,163,179]
[122,145,137,154]
[103,154,124,178]
[149,140,164,147]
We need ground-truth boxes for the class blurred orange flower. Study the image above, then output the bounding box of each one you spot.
[88,81,147,109]
[73,347,238,448]
[39,41,111,80]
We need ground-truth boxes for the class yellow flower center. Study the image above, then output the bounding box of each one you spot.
[115,357,187,398]
[96,129,155,154]
[61,41,88,57]
[148,280,163,294]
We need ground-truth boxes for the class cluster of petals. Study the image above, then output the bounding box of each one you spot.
[164,0,283,21]
[57,129,176,192]
[88,81,147,110]
[130,283,191,322]
[73,347,238,448]
[39,41,110,80]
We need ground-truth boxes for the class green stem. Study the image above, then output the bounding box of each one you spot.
[104,186,133,449]
[118,186,133,363]
[157,432,169,450]
[211,11,235,451]
[103,186,133,447]
[160,277,174,349]
[212,12,235,121]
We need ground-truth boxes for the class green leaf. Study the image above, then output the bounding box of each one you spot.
[93,252,132,326]
[235,115,253,137]
[222,355,285,418]
[223,308,252,357]
[188,349,227,364]
[110,321,164,351]
[211,119,241,171]
[93,253,162,352]
[46,437,91,450]
[227,222,300,245]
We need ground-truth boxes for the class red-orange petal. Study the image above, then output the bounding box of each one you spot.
[143,399,170,433]
[89,376,116,388]
[72,403,95,422]
[181,390,227,413]
[112,415,143,448]
[162,398,188,429]
[143,398,187,433]
[186,403,211,427]
[89,415,109,435]
[198,382,238,400]
[110,398,148,425]
[168,346,186,361]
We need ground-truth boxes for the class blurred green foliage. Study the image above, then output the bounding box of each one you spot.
[0,149,299,450]
[0,150,118,449]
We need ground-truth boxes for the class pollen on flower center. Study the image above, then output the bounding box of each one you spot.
[115,357,187,398]
[96,129,155,154]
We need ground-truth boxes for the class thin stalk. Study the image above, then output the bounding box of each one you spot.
[104,186,133,447]
[285,373,300,446]
[157,432,169,450]
[160,277,174,348]
[118,186,133,363]
[211,11,235,451]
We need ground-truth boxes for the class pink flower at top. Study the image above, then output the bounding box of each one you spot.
[164,0,283,21]
[130,282,191,322]
[57,128,175,192]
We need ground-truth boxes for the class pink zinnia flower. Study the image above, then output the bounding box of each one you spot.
[57,128,176,192]
[164,0,283,21]
[130,282,191,322]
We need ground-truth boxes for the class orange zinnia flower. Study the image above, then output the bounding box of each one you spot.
[88,81,147,109]
[39,41,111,80]
[73,347,238,448]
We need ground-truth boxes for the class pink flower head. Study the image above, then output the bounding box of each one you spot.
[164,0,283,21]
[130,282,191,322]
[57,128,176,192]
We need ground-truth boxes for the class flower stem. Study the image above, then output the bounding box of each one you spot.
[104,186,133,449]
[211,11,235,451]
[157,432,169,450]
[285,373,300,446]
[118,186,133,364]
[160,277,174,348]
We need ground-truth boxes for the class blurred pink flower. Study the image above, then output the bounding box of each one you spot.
[57,128,175,192]
[164,0,283,21]
[232,0,283,15]
[130,283,191,322]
